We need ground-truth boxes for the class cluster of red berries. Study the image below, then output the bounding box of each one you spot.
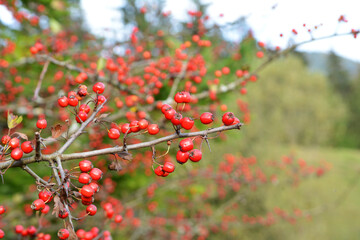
[154,161,175,177]
[75,227,110,240]
[78,160,102,209]
[57,82,106,123]
[1,135,33,161]
[107,118,160,140]
[29,42,44,55]
[176,138,202,164]
[14,225,37,239]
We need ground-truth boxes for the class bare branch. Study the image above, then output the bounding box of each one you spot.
[35,132,41,161]
[33,60,50,101]
[22,165,48,185]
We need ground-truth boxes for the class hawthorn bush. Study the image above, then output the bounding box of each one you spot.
[0,0,358,239]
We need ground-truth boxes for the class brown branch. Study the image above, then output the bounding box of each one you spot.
[33,60,50,101]
[22,165,48,185]
[35,132,41,161]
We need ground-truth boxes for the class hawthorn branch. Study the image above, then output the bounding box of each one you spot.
[33,60,50,101]
[22,165,48,185]
[35,132,41,161]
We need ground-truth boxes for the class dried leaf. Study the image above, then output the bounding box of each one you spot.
[117,151,133,161]
[94,113,110,123]
[12,132,28,140]
[108,159,123,171]
[7,112,23,129]
[51,124,66,138]
[64,221,78,240]
[52,195,64,216]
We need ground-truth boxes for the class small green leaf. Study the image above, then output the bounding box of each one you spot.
[7,112,23,129]
[50,18,62,34]
[97,57,106,71]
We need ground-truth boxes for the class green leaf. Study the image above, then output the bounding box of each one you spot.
[97,57,106,71]
[49,18,62,34]
[7,112,23,129]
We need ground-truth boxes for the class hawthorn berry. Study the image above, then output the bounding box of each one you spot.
[108,128,120,139]
[200,112,214,124]
[79,160,93,172]
[27,226,36,235]
[76,111,88,123]
[97,95,106,105]
[164,108,176,120]
[121,123,132,134]
[0,206,6,215]
[31,199,45,211]
[58,228,70,240]
[81,185,95,198]
[8,137,20,149]
[93,82,105,94]
[154,166,165,176]
[163,162,175,173]
[79,173,92,184]
[189,149,202,162]
[222,112,235,125]
[15,225,24,234]
[79,104,91,114]
[138,119,149,129]
[89,168,103,181]
[21,141,33,153]
[174,91,191,103]
[130,120,140,132]
[176,150,189,164]
[179,138,193,152]
[68,95,79,107]
[36,119,47,129]
[41,204,50,214]
[171,113,183,125]
[58,96,69,107]
[11,148,23,160]
[0,229,3,239]
[38,190,53,203]
[181,117,194,130]
[86,204,97,216]
[1,135,10,145]
[115,214,123,223]
[148,124,160,135]
[58,209,69,219]
[89,182,99,193]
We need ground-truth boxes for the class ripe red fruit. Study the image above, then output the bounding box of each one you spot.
[11,148,23,160]
[222,67,230,75]
[130,120,140,132]
[41,204,50,214]
[81,185,95,198]
[97,95,106,105]
[138,119,149,129]
[79,160,93,172]
[0,206,6,215]
[38,190,53,203]
[148,124,160,135]
[115,215,123,223]
[200,112,214,124]
[15,225,24,234]
[176,150,189,164]
[181,117,194,130]
[93,82,105,94]
[58,96,69,107]
[27,226,36,235]
[179,138,193,152]
[36,119,47,129]
[121,123,132,134]
[171,113,183,125]
[86,204,97,216]
[21,141,33,153]
[0,229,4,238]
[163,162,175,173]
[232,117,241,125]
[108,128,120,139]
[189,149,202,162]
[58,210,69,219]
[79,104,91,114]
[240,87,247,95]
[8,138,20,149]
[174,91,191,103]
[164,108,176,120]
[31,199,45,211]
[76,111,88,123]
[89,182,99,193]
[58,229,70,240]
[154,166,165,176]
[68,95,79,107]
[222,112,235,126]
[161,104,172,114]
[1,135,10,145]
[89,168,103,181]
[79,173,92,184]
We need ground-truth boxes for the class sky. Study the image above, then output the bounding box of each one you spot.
[0,0,359,62]
[80,0,360,62]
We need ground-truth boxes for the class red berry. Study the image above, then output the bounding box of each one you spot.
[174,91,191,103]
[97,95,106,105]
[21,141,33,153]
[108,128,120,139]
[148,124,160,135]
[68,95,79,107]
[222,112,235,126]
[138,119,149,129]
[0,229,3,238]
[86,204,97,216]
[36,119,47,129]
[38,190,53,203]
[93,82,105,94]
[164,108,176,120]
[176,150,189,164]
[171,113,183,125]
[31,199,45,211]
[179,138,193,152]
[121,123,132,134]
[163,162,175,173]
[79,160,93,172]
[130,120,140,132]
[1,135,10,145]
[15,225,24,234]
[81,185,95,198]
[79,104,91,114]
[232,117,241,125]
[189,149,202,162]
[76,111,88,123]
[58,209,69,219]
[200,112,214,124]
[8,138,20,149]
[27,226,36,235]
[58,96,69,107]
[89,182,99,193]
[11,148,23,160]
[154,166,165,176]
[58,229,70,240]
[161,104,172,114]
[0,206,6,215]
[114,215,123,223]
[181,117,194,130]
[89,168,103,181]
[41,204,50,214]
[79,173,92,184]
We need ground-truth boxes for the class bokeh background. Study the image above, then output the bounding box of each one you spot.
[1,0,360,239]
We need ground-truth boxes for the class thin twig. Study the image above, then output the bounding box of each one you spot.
[33,60,50,101]
[22,165,48,185]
